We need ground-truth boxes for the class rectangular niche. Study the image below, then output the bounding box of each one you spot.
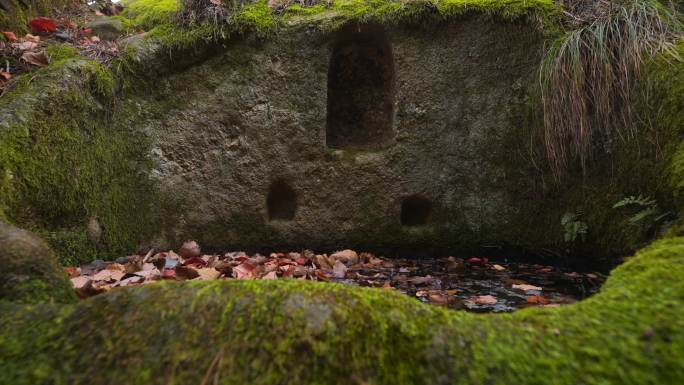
[326,22,396,150]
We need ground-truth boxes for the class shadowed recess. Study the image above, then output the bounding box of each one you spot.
[400,195,432,226]
[326,22,395,149]
[267,180,297,221]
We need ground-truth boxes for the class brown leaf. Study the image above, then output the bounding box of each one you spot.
[178,240,201,259]
[21,50,49,67]
[330,249,358,265]
[175,265,199,280]
[472,295,497,305]
[408,275,433,285]
[314,254,333,270]
[197,268,221,280]
[23,34,40,43]
[429,293,448,304]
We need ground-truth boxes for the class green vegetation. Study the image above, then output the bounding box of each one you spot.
[0,59,157,265]
[0,233,683,384]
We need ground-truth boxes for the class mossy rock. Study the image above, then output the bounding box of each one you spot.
[0,221,75,304]
[1,228,683,384]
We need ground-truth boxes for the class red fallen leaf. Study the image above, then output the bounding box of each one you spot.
[280,264,295,277]
[82,28,92,35]
[183,257,207,267]
[295,257,306,266]
[467,257,489,265]
[63,266,80,278]
[526,295,550,305]
[233,262,256,279]
[315,270,329,281]
[29,17,57,34]
[2,31,17,42]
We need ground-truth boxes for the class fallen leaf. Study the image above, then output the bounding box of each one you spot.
[116,276,144,287]
[330,249,359,265]
[63,266,80,278]
[196,268,221,280]
[2,31,17,42]
[175,265,199,280]
[408,276,433,285]
[135,268,161,280]
[21,50,49,67]
[314,254,332,270]
[526,295,549,305]
[382,281,392,290]
[29,17,57,34]
[429,293,448,304]
[512,284,543,292]
[491,264,506,271]
[23,34,40,43]
[472,295,497,305]
[178,241,201,259]
[262,271,278,280]
[13,41,37,51]
[467,257,488,265]
[233,262,256,279]
[183,256,207,267]
[162,268,176,279]
[71,276,90,289]
[90,36,100,43]
[332,260,347,278]
[91,269,114,281]
[106,263,125,271]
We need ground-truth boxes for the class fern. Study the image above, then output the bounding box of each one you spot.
[561,211,588,243]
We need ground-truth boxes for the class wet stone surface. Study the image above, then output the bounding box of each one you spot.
[67,248,606,313]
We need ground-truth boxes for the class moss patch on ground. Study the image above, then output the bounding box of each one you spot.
[0,233,683,384]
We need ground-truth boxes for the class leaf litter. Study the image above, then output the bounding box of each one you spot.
[66,241,606,313]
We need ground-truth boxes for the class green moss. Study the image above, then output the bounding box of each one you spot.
[1,236,684,383]
[121,0,180,30]
[0,59,159,264]
[45,45,80,62]
[237,0,276,36]
[0,222,76,304]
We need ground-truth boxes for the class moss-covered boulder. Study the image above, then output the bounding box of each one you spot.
[0,221,75,304]
[0,228,683,384]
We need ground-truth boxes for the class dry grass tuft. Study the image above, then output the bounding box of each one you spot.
[540,0,682,180]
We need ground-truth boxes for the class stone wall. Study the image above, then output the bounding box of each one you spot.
[122,17,547,253]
